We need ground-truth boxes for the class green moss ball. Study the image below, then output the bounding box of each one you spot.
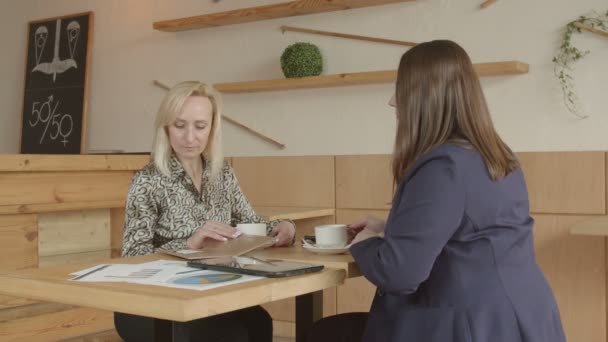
[280,42,323,78]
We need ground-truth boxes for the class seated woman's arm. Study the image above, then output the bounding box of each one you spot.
[122,172,159,257]
[350,155,465,294]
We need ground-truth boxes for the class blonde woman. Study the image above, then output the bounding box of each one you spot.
[115,81,295,342]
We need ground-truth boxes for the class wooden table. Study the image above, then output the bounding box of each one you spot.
[0,253,346,342]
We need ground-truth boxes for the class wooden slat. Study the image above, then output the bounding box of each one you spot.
[574,22,608,39]
[38,210,111,257]
[0,214,38,271]
[273,320,295,338]
[0,307,115,342]
[0,302,74,322]
[480,0,496,9]
[0,295,38,310]
[336,209,389,313]
[255,207,335,221]
[533,214,605,342]
[39,250,112,268]
[214,62,529,94]
[281,25,417,47]
[518,152,605,214]
[58,329,122,342]
[0,199,126,215]
[110,208,125,255]
[570,216,608,236]
[0,171,134,208]
[153,0,413,32]
[0,154,148,172]
[336,155,393,210]
[232,156,335,207]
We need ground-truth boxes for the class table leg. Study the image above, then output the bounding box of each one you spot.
[295,290,323,342]
[172,321,192,342]
[154,319,191,342]
[154,319,171,342]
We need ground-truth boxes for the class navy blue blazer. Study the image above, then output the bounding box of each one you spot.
[350,144,566,342]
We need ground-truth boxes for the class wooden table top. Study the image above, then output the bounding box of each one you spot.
[0,253,345,322]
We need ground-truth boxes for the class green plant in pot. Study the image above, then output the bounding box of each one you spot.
[280,42,323,78]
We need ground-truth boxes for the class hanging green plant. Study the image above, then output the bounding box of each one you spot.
[552,10,608,118]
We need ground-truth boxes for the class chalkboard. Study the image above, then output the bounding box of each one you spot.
[20,12,93,154]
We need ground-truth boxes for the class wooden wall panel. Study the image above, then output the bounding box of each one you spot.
[336,209,389,314]
[0,154,149,172]
[518,152,605,214]
[232,156,335,207]
[38,210,111,257]
[336,155,392,210]
[0,215,38,271]
[0,307,114,342]
[110,208,125,256]
[533,214,605,342]
[0,171,134,209]
[38,250,112,268]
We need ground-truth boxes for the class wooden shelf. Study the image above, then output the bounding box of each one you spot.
[214,61,529,94]
[255,206,335,221]
[153,0,414,32]
[570,217,608,237]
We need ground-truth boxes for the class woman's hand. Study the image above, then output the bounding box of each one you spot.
[270,221,296,247]
[187,221,241,249]
[349,216,386,233]
[348,216,385,245]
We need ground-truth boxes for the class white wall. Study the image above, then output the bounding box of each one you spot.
[1,0,607,155]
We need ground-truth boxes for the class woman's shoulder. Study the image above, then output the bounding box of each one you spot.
[131,161,164,185]
[416,144,475,169]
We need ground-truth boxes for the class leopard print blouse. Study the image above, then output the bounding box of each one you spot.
[121,156,282,257]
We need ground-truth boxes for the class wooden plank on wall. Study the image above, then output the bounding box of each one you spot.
[0,155,149,172]
[534,214,605,342]
[110,208,125,257]
[518,152,605,214]
[39,250,112,268]
[38,209,111,257]
[336,209,389,313]
[0,171,134,209]
[0,307,114,342]
[232,156,335,207]
[336,155,392,210]
[0,214,38,271]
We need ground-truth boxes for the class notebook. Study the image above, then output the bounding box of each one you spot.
[159,234,276,260]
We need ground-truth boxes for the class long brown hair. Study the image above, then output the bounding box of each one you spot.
[392,40,518,184]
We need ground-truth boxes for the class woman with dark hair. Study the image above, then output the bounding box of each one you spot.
[307,40,566,342]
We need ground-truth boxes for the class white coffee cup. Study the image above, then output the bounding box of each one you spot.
[236,223,267,236]
[314,224,348,247]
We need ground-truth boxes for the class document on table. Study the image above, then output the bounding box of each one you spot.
[69,260,262,291]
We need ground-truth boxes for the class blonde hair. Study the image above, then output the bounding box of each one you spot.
[152,81,223,179]
[392,40,518,184]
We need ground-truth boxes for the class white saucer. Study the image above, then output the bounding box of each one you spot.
[302,241,351,255]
